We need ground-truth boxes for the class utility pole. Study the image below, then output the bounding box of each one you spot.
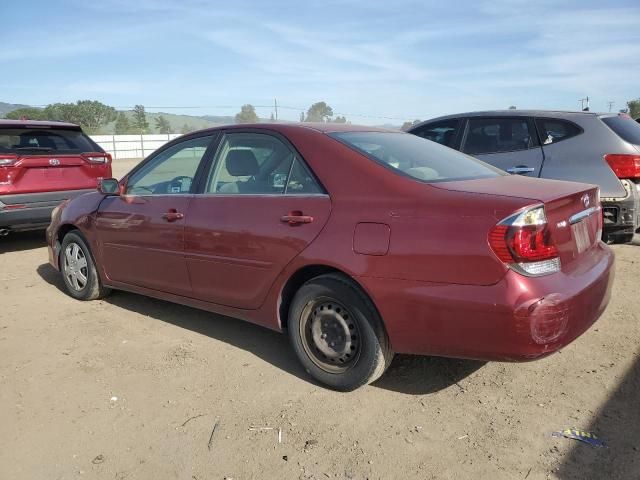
[579,96,590,111]
[274,98,278,121]
[607,101,615,112]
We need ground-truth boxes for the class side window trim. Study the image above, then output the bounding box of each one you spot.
[461,116,539,155]
[200,128,328,197]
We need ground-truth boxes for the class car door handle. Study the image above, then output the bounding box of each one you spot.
[506,166,535,174]
[281,211,314,225]
[161,209,184,222]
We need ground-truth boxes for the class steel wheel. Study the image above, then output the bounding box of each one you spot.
[63,242,88,291]
[299,297,361,374]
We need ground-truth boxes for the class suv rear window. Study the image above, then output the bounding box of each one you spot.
[331,131,505,183]
[0,128,102,154]
[601,115,640,145]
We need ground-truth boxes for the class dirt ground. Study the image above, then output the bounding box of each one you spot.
[1,158,639,479]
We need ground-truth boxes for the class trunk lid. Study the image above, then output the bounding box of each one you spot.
[0,125,111,195]
[436,175,602,271]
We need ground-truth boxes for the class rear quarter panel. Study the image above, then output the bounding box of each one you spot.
[539,115,631,198]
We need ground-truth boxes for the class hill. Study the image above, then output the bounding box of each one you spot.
[0,102,33,117]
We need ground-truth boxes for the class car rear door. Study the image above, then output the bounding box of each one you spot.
[184,131,331,310]
[95,134,216,295]
[461,116,545,176]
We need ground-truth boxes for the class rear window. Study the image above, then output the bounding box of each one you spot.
[330,131,505,183]
[601,115,640,145]
[0,128,101,154]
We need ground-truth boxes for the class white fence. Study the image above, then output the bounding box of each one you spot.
[90,134,182,160]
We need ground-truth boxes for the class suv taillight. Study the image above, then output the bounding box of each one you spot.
[82,152,111,164]
[489,205,560,276]
[604,154,640,179]
[0,154,18,167]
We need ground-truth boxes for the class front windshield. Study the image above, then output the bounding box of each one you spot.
[331,131,506,183]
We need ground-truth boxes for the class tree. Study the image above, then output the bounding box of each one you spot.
[299,111,305,123]
[181,123,195,134]
[401,119,421,131]
[155,115,171,134]
[235,104,259,123]
[43,100,116,133]
[5,107,47,120]
[508,105,517,110]
[627,98,640,119]
[114,112,131,134]
[305,102,333,122]
[132,105,149,133]
[332,115,347,123]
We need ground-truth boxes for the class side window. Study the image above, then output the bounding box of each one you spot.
[412,120,460,148]
[463,118,537,155]
[286,158,323,194]
[206,133,321,195]
[536,118,582,145]
[126,136,213,195]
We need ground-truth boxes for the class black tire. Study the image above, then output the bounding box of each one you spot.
[288,273,394,391]
[60,231,111,301]
[607,232,634,244]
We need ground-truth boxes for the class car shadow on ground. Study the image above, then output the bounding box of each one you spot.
[37,262,485,395]
[557,355,640,479]
[0,230,47,254]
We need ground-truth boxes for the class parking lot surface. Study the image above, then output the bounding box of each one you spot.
[0,160,638,480]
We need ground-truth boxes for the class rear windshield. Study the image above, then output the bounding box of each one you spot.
[330,131,506,183]
[601,115,640,145]
[0,128,102,154]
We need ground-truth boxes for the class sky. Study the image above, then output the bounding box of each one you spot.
[1,0,639,124]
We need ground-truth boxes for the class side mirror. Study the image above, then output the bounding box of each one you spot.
[98,178,121,195]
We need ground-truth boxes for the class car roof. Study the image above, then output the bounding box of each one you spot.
[0,119,81,129]
[414,110,619,126]
[189,122,396,137]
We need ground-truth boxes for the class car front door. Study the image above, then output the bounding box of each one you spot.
[461,116,544,177]
[184,131,331,310]
[95,134,216,295]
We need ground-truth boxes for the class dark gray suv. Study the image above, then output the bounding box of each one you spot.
[409,111,640,243]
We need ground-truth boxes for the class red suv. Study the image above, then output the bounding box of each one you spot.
[0,120,111,235]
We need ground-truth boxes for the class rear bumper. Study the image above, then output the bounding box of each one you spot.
[359,242,614,361]
[601,180,638,235]
[0,189,93,231]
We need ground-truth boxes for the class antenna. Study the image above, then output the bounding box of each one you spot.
[579,96,590,111]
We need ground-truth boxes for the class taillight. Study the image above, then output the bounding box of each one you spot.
[604,154,640,179]
[82,152,111,164]
[489,205,560,276]
[0,154,18,167]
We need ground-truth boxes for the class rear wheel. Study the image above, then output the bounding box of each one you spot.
[60,231,111,301]
[288,273,393,391]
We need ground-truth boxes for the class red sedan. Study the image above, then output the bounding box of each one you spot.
[46,123,614,390]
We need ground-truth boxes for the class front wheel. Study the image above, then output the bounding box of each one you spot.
[60,231,111,301]
[288,273,393,391]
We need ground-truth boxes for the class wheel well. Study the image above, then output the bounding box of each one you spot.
[279,265,357,331]
[57,224,79,244]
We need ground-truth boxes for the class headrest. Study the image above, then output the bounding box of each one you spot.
[226,149,259,176]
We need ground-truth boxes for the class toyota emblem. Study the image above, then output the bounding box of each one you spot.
[49,158,61,166]
[581,193,590,208]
